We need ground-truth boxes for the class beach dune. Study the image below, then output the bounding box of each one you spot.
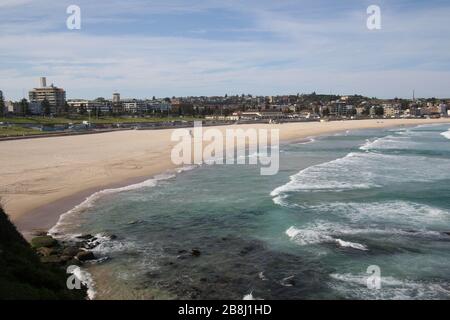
[1,119,449,235]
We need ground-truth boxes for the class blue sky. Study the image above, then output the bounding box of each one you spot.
[1,0,450,100]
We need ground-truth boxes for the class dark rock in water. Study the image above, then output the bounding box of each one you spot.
[76,234,93,240]
[62,246,80,257]
[76,250,96,261]
[36,247,56,257]
[32,230,48,237]
[191,249,201,257]
[240,245,256,255]
[443,232,450,237]
[40,255,65,265]
[109,234,118,240]
[66,258,82,267]
[59,255,73,263]
[178,249,188,254]
[31,236,58,248]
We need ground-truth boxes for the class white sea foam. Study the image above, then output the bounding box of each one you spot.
[295,137,316,145]
[271,149,450,203]
[441,130,450,140]
[298,201,450,227]
[258,272,268,281]
[243,292,263,300]
[286,216,446,250]
[359,135,418,151]
[271,152,380,197]
[335,239,368,251]
[88,233,136,255]
[285,226,368,251]
[329,273,450,300]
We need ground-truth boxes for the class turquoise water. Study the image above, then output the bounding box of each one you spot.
[52,124,450,300]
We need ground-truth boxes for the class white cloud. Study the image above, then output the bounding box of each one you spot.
[0,0,449,100]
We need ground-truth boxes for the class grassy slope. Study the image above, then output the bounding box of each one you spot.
[0,126,42,137]
[1,116,202,125]
[0,207,85,300]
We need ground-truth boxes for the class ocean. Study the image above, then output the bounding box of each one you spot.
[50,123,450,300]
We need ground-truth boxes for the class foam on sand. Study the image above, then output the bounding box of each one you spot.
[49,166,195,236]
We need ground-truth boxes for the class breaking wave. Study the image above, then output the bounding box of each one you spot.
[285,225,368,251]
[441,130,450,140]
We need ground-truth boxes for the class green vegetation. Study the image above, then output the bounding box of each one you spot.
[1,115,203,125]
[31,236,58,249]
[0,126,42,137]
[0,207,86,300]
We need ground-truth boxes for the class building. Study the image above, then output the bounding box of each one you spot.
[356,106,369,116]
[240,111,284,120]
[29,77,66,114]
[112,93,122,113]
[6,101,21,114]
[146,100,172,113]
[112,93,120,104]
[439,103,448,116]
[67,99,111,114]
[122,99,148,114]
[328,102,354,117]
[383,104,399,118]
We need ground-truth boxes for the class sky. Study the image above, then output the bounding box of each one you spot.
[0,0,450,100]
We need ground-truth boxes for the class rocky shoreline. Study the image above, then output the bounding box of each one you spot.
[30,232,114,268]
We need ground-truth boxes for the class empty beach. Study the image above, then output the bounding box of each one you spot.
[1,118,449,235]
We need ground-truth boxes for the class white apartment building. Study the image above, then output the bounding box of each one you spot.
[28,77,66,114]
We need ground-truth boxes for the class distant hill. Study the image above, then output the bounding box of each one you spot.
[0,206,85,300]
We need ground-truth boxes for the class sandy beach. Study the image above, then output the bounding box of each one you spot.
[1,118,449,235]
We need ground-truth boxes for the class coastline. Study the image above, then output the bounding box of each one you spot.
[1,118,449,237]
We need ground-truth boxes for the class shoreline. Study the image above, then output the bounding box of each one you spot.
[2,118,449,238]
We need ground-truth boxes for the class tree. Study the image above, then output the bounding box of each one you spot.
[20,98,29,116]
[63,102,70,115]
[375,106,384,116]
[41,98,51,116]
[0,97,5,117]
